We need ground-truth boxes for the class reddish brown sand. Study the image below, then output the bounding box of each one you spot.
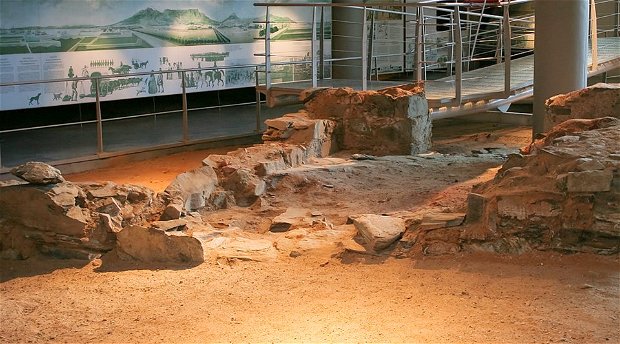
[1,121,618,343]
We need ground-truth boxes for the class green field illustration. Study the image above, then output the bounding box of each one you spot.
[0,2,331,55]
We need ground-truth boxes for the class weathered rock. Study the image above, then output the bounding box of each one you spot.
[350,214,406,251]
[423,241,460,255]
[545,83,620,131]
[0,183,89,237]
[303,84,430,155]
[163,166,218,212]
[11,162,65,185]
[200,232,277,262]
[566,169,613,193]
[116,225,204,263]
[418,212,465,231]
[269,207,312,232]
[162,202,183,220]
[224,168,266,207]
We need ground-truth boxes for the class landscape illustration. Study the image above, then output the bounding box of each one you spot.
[0,0,331,110]
[0,0,331,55]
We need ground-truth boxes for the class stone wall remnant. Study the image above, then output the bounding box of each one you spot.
[302,84,430,155]
[545,83,620,131]
[461,117,620,254]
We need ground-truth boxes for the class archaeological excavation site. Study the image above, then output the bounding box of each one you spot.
[1,82,619,343]
[1,0,619,342]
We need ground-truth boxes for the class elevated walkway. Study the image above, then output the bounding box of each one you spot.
[257,37,620,119]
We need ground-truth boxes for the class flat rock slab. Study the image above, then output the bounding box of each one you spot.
[116,226,205,263]
[350,214,406,251]
[198,233,277,262]
[419,212,466,231]
[270,207,313,232]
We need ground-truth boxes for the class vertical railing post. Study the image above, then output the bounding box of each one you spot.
[361,6,368,90]
[368,10,375,81]
[503,3,511,97]
[448,8,454,77]
[453,6,463,104]
[319,6,325,79]
[496,21,503,64]
[415,7,423,81]
[590,0,599,71]
[181,71,189,143]
[311,6,318,88]
[265,6,272,90]
[95,77,103,154]
[255,66,261,133]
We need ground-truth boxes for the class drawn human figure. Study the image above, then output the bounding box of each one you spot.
[80,65,89,95]
[67,65,74,78]
[147,71,157,94]
[157,68,164,92]
[71,76,78,101]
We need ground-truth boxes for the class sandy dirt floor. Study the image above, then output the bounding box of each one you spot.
[1,119,619,343]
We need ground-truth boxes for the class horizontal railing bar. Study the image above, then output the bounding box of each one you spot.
[0,63,261,88]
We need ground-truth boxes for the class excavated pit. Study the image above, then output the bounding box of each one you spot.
[1,83,618,263]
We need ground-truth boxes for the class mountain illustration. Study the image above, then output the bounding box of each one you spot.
[114,7,219,26]
[219,12,296,27]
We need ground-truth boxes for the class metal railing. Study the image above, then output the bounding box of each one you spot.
[0,64,271,170]
[1,0,619,171]
[254,0,618,106]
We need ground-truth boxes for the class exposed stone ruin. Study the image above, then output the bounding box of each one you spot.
[2,83,618,263]
[0,84,429,262]
[301,84,430,155]
[544,83,620,130]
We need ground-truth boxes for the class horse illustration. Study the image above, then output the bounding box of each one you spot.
[213,69,225,86]
[29,93,42,105]
[131,60,149,69]
[53,92,62,100]
[108,64,131,75]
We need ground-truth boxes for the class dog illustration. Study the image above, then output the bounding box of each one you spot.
[53,92,62,100]
[29,93,42,105]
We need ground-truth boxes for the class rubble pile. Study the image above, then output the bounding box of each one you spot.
[0,175,160,259]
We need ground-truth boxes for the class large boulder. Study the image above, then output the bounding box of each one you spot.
[11,161,65,185]
[116,225,205,263]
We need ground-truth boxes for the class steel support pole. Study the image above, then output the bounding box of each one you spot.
[590,0,599,71]
[319,6,325,79]
[182,71,189,143]
[265,6,272,89]
[533,0,588,136]
[95,78,103,154]
[255,67,261,133]
[332,0,364,80]
[415,7,423,81]
[454,7,463,104]
[362,7,368,90]
[311,6,318,88]
[503,4,511,97]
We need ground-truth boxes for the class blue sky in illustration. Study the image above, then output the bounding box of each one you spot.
[0,0,327,28]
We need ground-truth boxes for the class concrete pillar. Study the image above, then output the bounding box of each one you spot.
[533,0,589,136]
[332,0,365,79]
